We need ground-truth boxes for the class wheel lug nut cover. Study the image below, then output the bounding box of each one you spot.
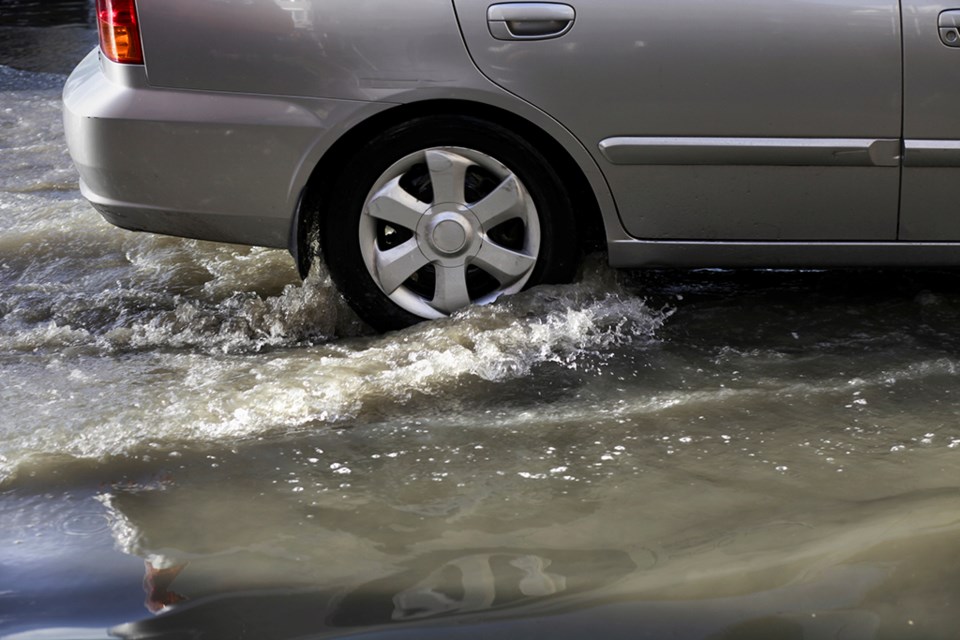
[432,219,468,254]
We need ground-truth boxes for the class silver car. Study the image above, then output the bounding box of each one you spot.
[64,0,960,330]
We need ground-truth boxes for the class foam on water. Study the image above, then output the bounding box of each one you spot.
[0,256,670,484]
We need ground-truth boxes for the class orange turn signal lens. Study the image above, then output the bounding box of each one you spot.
[97,0,144,64]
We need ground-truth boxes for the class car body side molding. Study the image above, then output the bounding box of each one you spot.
[598,137,901,168]
[903,140,960,167]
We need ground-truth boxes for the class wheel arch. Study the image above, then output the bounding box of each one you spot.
[292,99,610,279]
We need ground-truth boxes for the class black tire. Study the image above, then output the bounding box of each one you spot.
[320,114,580,332]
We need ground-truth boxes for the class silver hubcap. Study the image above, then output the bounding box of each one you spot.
[359,147,541,319]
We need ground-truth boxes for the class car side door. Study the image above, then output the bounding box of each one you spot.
[900,1,960,240]
[452,0,903,242]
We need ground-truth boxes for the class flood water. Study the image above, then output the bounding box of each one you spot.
[4,21,960,640]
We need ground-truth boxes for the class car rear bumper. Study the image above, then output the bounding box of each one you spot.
[63,49,390,249]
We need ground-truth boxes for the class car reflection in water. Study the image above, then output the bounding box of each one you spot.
[95,475,960,639]
[116,547,635,638]
[275,0,313,29]
[95,481,635,638]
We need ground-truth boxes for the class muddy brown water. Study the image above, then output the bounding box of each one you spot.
[3,22,960,640]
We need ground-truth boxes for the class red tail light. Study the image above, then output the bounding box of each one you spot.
[97,0,144,64]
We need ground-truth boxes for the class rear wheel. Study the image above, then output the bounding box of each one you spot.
[320,115,579,331]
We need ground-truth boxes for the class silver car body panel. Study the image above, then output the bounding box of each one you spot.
[136,0,486,103]
[900,0,960,241]
[63,50,396,248]
[64,0,625,251]
[453,0,903,241]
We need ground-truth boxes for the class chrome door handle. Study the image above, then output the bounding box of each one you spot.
[939,10,960,47]
[487,3,575,41]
